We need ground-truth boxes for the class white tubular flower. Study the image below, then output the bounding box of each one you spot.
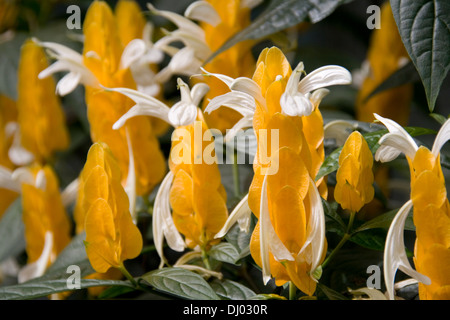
[280,62,352,117]
[61,178,79,207]
[202,68,263,141]
[383,200,430,300]
[35,39,99,96]
[17,232,54,283]
[110,78,208,129]
[214,193,252,239]
[184,1,221,27]
[6,122,34,166]
[120,22,165,97]
[152,172,186,268]
[155,47,204,84]
[0,165,21,193]
[124,128,137,224]
[374,113,418,162]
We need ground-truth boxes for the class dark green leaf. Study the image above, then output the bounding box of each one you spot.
[354,208,415,233]
[210,279,256,300]
[206,0,346,64]
[317,283,349,300]
[349,228,387,251]
[390,0,450,111]
[363,61,420,103]
[141,267,219,300]
[209,243,240,265]
[323,199,346,234]
[0,197,25,263]
[0,279,133,300]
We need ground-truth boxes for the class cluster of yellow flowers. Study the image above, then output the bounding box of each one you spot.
[0,0,449,301]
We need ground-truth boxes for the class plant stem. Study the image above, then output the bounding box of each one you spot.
[321,211,356,270]
[201,246,211,270]
[289,281,297,300]
[118,263,138,287]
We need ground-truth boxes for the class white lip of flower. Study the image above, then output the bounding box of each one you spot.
[0,166,49,193]
[124,128,137,225]
[383,200,430,300]
[34,38,99,96]
[152,171,186,268]
[375,114,450,300]
[110,78,208,129]
[201,68,263,142]
[120,22,165,97]
[280,62,352,117]
[18,232,54,283]
[5,122,34,166]
[214,193,252,239]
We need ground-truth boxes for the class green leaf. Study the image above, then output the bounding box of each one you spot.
[0,279,134,300]
[317,283,349,300]
[323,199,346,234]
[206,0,347,64]
[354,208,415,233]
[349,228,387,251]
[209,243,241,265]
[210,279,256,300]
[363,61,420,103]
[390,0,450,112]
[0,197,25,263]
[141,267,220,300]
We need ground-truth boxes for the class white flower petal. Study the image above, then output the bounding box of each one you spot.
[215,194,251,239]
[190,83,210,106]
[8,130,34,167]
[323,120,357,146]
[377,132,417,160]
[240,0,263,9]
[168,101,198,127]
[0,166,20,192]
[120,39,146,69]
[230,77,265,106]
[147,3,205,38]
[153,172,186,268]
[124,128,137,224]
[260,174,294,285]
[286,61,305,95]
[35,169,46,191]
[280,91,314,117]
[431,117,450,157]
[375,145,402,163]
[297,65,352,94]
[383,200,430,300]
[34,39,83,63]
[56,72,81,96]
[11,167,34,186]
[224,116,254,143]
[18,232,53,283]
[199,67,234,87]
[205,91,256,117]
[184,1,221,26]
[298,177,326,281]
[61,178,79,207]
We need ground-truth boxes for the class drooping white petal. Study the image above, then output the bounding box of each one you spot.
[199,67,234,87]
[240,0,263,8]
[8,128,34,167]
[34,39,83,63]
[377,132,417,161]
[120,39,146,69]
[230,77,265,106]
[155,47,203,83]
[349,287,387,300]
[35,169,47,191]
[286,61,305,95]
[190,82,210,106]
[0,166,21,192]
[184,1,221,26]
[107,87,171,129]
[298,177,326,281]
[61,178,79,207]
[205,91,256,117]
[224,116,254,143]
[374,113,418,161]
[215,194,251,239]
[11,167,34,186]
[297,65,352,94]
[56,72,81,96]
[124,128,137,224]
[383,200,431,300]
[375,145,402,163]
[431,117,450,157]
[259,174,294,285]
[147,3,205,39]
[152,172,186,268]
[18,232,53,283]
[323,120,357,146]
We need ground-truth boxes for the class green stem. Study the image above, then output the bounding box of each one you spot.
[321,211,356,270]
[201,247,211,270]
[289,281,297,300]
[118,263,138,287]
[232,151,240,198]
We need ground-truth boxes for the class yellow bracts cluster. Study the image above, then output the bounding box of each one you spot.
[334,131,374,213]
[356,2,412,126]
[82,1,165,196]
[21,165,71,268]
[17,39,70,165]
[80,142,143,274]
[248,47,327,296]
[409,147,450,299]
[200,0,256,132]
[169,114,228,251]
